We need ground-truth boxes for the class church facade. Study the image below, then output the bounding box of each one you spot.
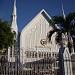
[20,9,59,64]
[7,0,75,75]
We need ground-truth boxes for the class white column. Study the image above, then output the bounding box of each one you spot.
[12,45,14,57]
[34,25,37,46]
[8,47,10,61]
[27,33,31,49]
[31,29,35,49]
[30,31,32,49]
[22,50,25,64]
[38,24,41,43]
[46,22,49,36]
[42,19,46,38]
[25,36,27,49]
[42,19,45,39]
[32,29,35,49]
[44,19,46,37]
[40,19,43,39]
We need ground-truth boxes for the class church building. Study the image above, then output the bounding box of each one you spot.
[7,0,75,75]
[20,9,59,64]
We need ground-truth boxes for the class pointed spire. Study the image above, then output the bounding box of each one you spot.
[8,0,18,63]
[12,0,16,17]
[62,4,66,19]
[11,0,18,34]
[14,0,16,6]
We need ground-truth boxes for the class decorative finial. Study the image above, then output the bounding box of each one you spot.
[14,0,16,6]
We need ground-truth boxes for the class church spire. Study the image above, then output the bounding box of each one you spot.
[8,0,18,62]
[62,4,66,19]
[12,0,17,21]
[11,0,18,34]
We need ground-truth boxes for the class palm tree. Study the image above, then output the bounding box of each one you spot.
[47,12,75,53]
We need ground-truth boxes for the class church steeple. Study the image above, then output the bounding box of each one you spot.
[11,0,18,48]
[11,0,18,35]
[12,0,16,17]
[8,0,18,62]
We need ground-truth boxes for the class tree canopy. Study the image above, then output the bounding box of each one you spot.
[47,12,75,53]
[0,19,14,50]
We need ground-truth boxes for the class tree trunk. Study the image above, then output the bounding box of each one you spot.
[73,38,75,52]
[67,31,73,53]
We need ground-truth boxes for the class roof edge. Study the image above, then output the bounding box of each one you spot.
[21,9,51,35]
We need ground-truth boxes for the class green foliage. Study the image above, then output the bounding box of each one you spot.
[48,12,75,53]
[0,19,14,50]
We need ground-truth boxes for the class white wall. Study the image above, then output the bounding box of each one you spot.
[20,10,58,64]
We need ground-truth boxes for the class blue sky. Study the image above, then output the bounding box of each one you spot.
[0,0,75,32]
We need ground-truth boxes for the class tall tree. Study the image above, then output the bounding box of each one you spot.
[47,12,75,53]
[0,19,14,54]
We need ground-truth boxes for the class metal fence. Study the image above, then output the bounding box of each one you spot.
[0,49,59,75]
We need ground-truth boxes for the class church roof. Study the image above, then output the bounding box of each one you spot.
[21,9,51,34]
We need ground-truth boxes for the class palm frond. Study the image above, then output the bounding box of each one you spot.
[48,12,75,52]
[66,12,75,24]
[52,16,65,24]
[47,29,55,42]
[55,32,62,45]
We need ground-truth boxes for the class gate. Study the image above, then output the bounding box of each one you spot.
[0,49,59,75]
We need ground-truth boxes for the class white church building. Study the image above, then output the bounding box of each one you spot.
[20,9,59,64]
[7,0,75,75]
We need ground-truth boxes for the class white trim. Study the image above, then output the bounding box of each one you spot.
[21,9,51,35]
